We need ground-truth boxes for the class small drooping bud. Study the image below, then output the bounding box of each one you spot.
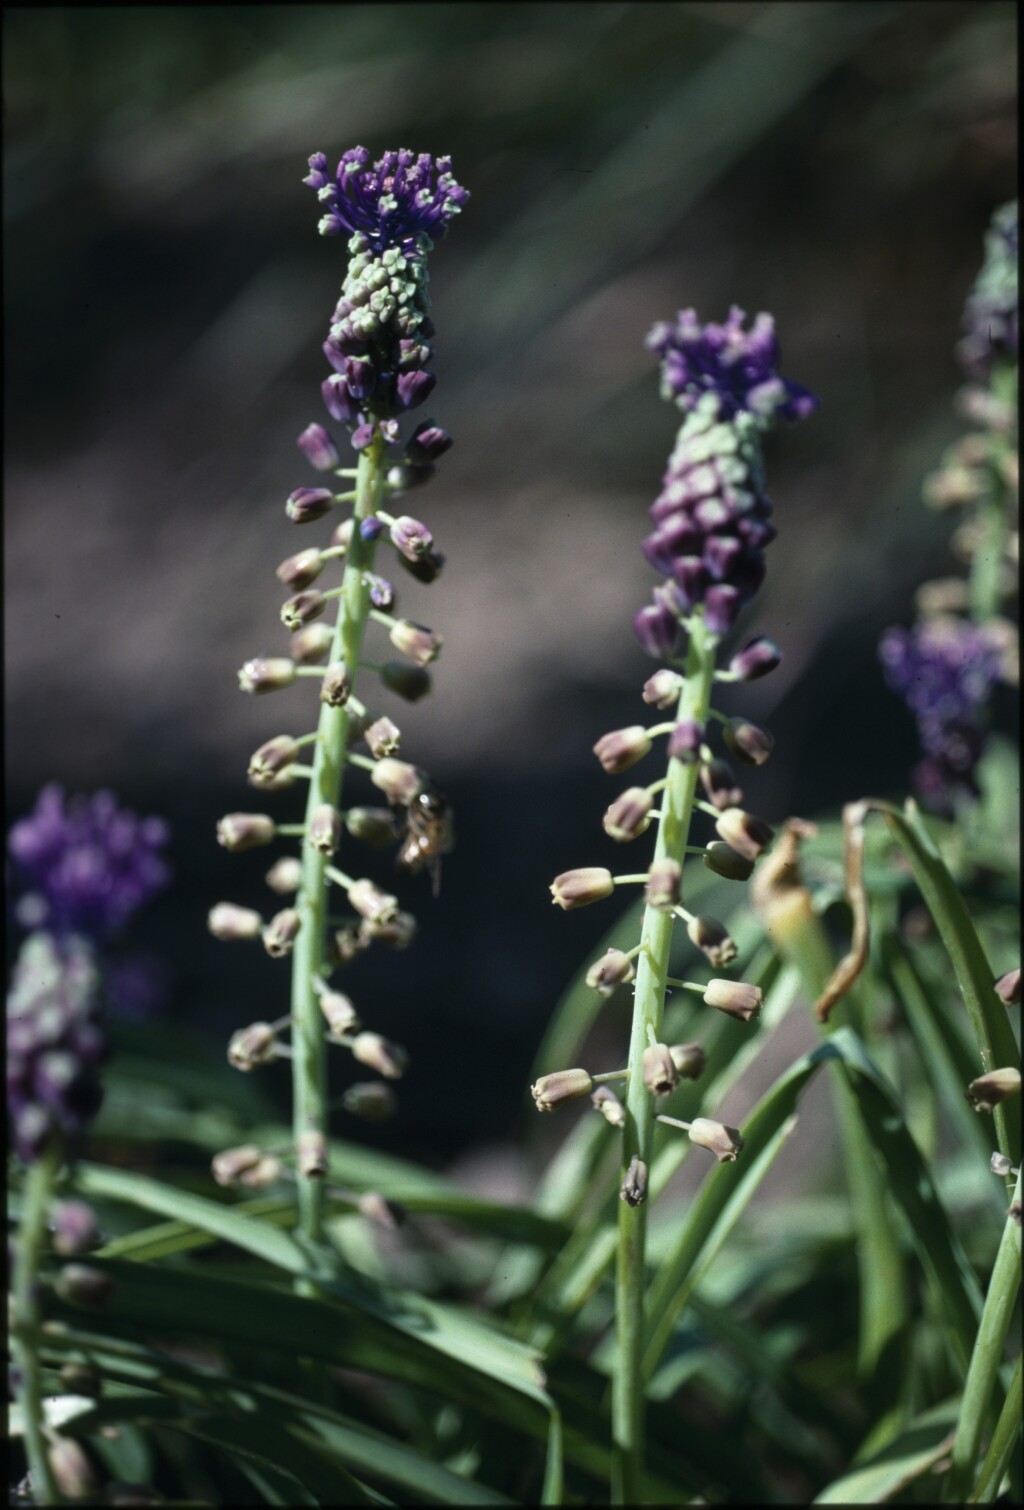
[48,1437,98,1501]
[723,717,775,767]
[329,925,370,966]
[292,624,334,664]
[643,669,684,709]
[995,967,1021,1007]
[346,879,399,925]
[667,719,704,763]
[531,1067,594,1111]
[365,715,401,758]
[217,813,276,852]
[51,1200,101,1257]
[643,1043,680,1095]
[309,803,343,856]
[406,420,453,463]
[603,787,654,842]
[352,1031,408,1079]
[281,590,327,631]
[331,518,354,551]
[239,657,296,695]
[620,1156,648,1206]
[550,867,615,910]
[729,637,782,681]
[320,662,352,707]
[249,736,301,786]
[700,758,744,811]
[277,548,325,590]
[361,910,418,949]
[591,1085,627,1126]
[212,1145,265,1186]
[966,1068,1021,1113]
[286,486,335,524]
[208,902,263,940]
[371,757,425,805]
[342,1081,397,1122]
[703,978,763,1022]
[53,1264,114,1309]
[703,841,755,881]
[263,908,301,958]
[344,807,397,848]
[715,808,774,861]
[688,1117,745,1162]
[228,1022,278,1071]
[318,989,360,1035]
[297,422,341,472]
[297,1129,328,1178]
[634,600,680,659]
[687,914,738,967]
[389,515,434,560]
[668,1042,706,1079]
[586,948,636,996]
[358,1191,407,1229]
[990,1152,1014,1177]
[388,619,442,666]
[645,858,682,911]
[265,856,302,894]
[380,661,432,701]
[593,726,652,775]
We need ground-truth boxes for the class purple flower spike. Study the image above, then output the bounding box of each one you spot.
[306,147,469,256]
[646,306,818,425]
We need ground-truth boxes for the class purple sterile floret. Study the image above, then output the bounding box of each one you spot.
[305,147,469,256]
[646,306,817,424]
[8,786,170,944]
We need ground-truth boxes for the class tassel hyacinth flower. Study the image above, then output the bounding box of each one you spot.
[534,308,815,1502]
[214,149,466,1260]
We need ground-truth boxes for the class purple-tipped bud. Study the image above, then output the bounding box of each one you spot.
[406,422,453,463]
[345,806,399,847]
[344,355,376,400]
[277,549,325,590]
[591,1085,627,1126]
[51,1200,101,1257]
[388,619,442,666]
[715,807,774,862]
[297,1129,328,1179]
[208,902,263,941]
[531,1067,594,1111]
[703,841,755,882]
[704,585,743,636]
[550,867,615,910]
[342,1081,397,1122]
[227,1022,278,1071]
[995,967,1021,1007]
[643,1043,680,1095]
[249,736,301,786]
[263,908,301,958]
[634,601,680,659]
[668,719,704,763]
[320,662,352,707]
[361,516,385,541]
[966,1068,1021,1113]
[669,1042,706,1079]
[700,758,744,811]
[365,716,401,758]
[371,758,425,806]
[265,856,302,894]
[309,804,343,856]
[319,989,360,1035]
[621,1156,648,1206]
[397,369,436,409]
[360,910,418,949]
[729,636,782,681]
[603,787,654,842]
[351,420,376,451]
[217,813,276,852]
[390,515,434,560]
[281,591,326,631]
[723,717,775,767]
[688,1117,745,1162]
[704,978,763,1022]
[353,1031,408,1079]
[646,858,682,911]
[643,669,684,709]
[687,914,738,967]
[593,726,652,775]
[238,657,296,695]
[53,1264,114,1310]
[293,625,334,664]
[398,548,446,584]
[286,487,335,525]
[297,423,341,472]
[381,661,432,700]
[347,879,400,925]
[322,374,359,423]
[586,948,636,995]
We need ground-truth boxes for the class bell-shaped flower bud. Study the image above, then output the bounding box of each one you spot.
[634,600,680,659]
[703,978,763,1022]
[263,908,301,958]
[309,804,343,856]
[381,661,432,701]
[49,1438,98,1502]
[715,807,774,862]
[51,1200,101,1257]
[227,1022,278,1071]
[388,462,436,492]
[319,989,360,1035]
[966,1067,1021,1113]
[286,487,335,524]
[397,369,437,409]
[728,636,782,683]
[217,813,276,853]
[643,669,684,709]
[211,1144,264,1187]
[208,902,263,940]
[990,1152,1014,1177]
[550,867,615,911]
[406,421,453,463]
[704,585,743,636]
[329,925,369,967]
[347,879,399,925]
[322,374,359,422]
[320,661,352,707]
[646,858,682,911]
[700,758,744,811]
[238,657,296,695]
[281,590,327,631]
[352,1031,408,1079]
[703,841,755,882]
[53,1264,114,1309]
[586,948,636,996]
[620,1156,648,1206]
[331,517,355,550]
[361,910,417,949]
[995,967,1021,1007]
[249,736,301,786]
[688,1117,745,1162]
[297,422,341,472]
[388,618,442,666]
[57,1363,101,1398]
[342,1082,396,1122]
[591,1085,627,1126]
[296,1129,328,1179]
[603,787,653,842]
[687,914,738,967]
[365,716,401,758]
[371,758,425,805]
[293,625,334,664]
[277,548,325,590]
[265,856,302,894]
[723,717,775,767]
[668,1042,706,1079]
[390,515,434,560]
[593,726,652,775]
[531,1067,594,1112]
[668,719,704,763]
[643,1043,680,1095]
[345,806,398,847]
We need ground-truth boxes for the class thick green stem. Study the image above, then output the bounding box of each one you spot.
[290,433,386,1270]
[11,1144,63,1505]
[612,613,716,1505]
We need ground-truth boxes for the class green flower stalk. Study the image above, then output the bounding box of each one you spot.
[533,308,815,1502]
[214,148,466,1263]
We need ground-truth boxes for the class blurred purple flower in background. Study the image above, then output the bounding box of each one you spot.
[958,200,1019,380]
[646,306,817,423]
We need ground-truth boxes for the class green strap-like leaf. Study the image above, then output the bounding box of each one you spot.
[812,1397,960,1503]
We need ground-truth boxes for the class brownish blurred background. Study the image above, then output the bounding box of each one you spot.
[4,3,1018,1161]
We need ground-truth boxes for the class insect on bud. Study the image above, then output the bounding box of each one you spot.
[265,856,302,894]
[286,486,335,524]
[208,902,264,940]
[238,657,296,695]
[381,661,432,700]
[296,1129,328,1179]
[700,758,743,811]
[263,908,301,958]
[646,858,682,911]
[703,841,755,882]
[688,1117,745,1162]
[352,1031,408,1079]
[966,1068,1021,1113]
[531,1068,594,1111]
[603,787,653,842]
[591,1085,627,1126]
[320,662,352,707]
[704,979,763,1022]
[276,548,325,590]
[346,879,399,925]
[342,1082,397,1122]
[723,717,775,767]
[643,1043,680,1095]
[371,758,425,805]
[667,719,704,763]
[593,726,652,775]
[643,669,684,709]
[389,515,434,560]
[308,803,343,856]
[550,867,615,911]
[994,967,1021,1007]
[388,619,442,667]
[586,948,636,996]
[281,590,327,631]
[687,915,738,967]
[361,910,417,949]
[715,808,775,862]
[319,989,360,1035]
[729,637,782,681]
[293,624,334,664]
[249,736,301,786]
[669,1042,706,1079]
[620,1156,648,1206]
[217,813,276,852]
[345,807,398,847]
[227,1022,278,1071]
[365,716,401,758]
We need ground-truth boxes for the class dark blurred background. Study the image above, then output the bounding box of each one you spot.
[4,3,1018,1174]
